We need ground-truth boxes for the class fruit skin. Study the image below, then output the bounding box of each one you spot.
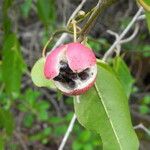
[44,45,67,79]
[44,42,96,79]
[44,42,97,95]
[66,42,96,73]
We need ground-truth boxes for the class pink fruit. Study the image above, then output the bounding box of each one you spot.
[44,42,97,95]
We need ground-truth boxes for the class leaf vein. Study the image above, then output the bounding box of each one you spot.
[94,83,123,150]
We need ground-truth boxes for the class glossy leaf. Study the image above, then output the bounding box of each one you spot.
[74,62,139,150]
[113,57,134,98]
[31,57,56,89]
[2,34,25,97]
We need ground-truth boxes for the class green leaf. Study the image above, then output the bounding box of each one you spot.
[78,131,91,142]
[23,114,34,128]
[72,141,83,150]
[145,12,150,32]
[2,0,13,13]
[20,0,32,18]
[2,0,14,34]
[88,40,101,52]
[0,137,4,150]
[36,101,50,111]
[36,0,56,27]
[29,127,52,141]
[143,0,150,5]
[43,127,52,136]
[38,110,48,121]
[143,96,150,104]
[113,57,134,98]
[31,57,56,89]
[0,63,3,82]
[0,108,14,135]
[139,105,150,114]
[25,90,40,105]
[74,62,139,150]
[49,116,64,124]
[54,125,67,136]
[2,34,25,97]
[142,44,150,57]
[83,144,93,150]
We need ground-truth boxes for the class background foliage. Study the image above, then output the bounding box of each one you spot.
[0,0,150,149]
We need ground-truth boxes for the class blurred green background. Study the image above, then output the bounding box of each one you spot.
[0,0,150,150]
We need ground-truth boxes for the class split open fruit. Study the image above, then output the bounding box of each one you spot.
[44,42,97,95]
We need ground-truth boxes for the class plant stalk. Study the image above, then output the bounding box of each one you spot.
[78,0,118,41]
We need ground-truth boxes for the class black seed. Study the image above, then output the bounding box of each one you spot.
[78,72,89,80]
[59,72,70,79]
[68,81,76,88]
[54,75,65,82]
[70,73,78,80]
[59,71,66,76]
[63,76,71,82]
[60,65,73,74]
[65,67,73,73]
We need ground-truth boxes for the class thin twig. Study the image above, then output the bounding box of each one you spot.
[14,131,28,150]
[103,7,143,61]
[120,23,140,44]
[72,20,77,42]
[42,29,72,57]
[107,30,121,55]
[58,114,77,150]
[67,0,87,26]
[134,123,150,135]
[52,33,68,50]
[78,0,117,40]
[53,0,87,50]
[137,0,150,12]
[137,14,145,21]
[106,23,140,55]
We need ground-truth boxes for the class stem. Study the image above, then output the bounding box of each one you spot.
[72,20,77,42]
[137,0,150,12]
[120,23,140,44]
[67,0,87,26]
[52,0,87,50]
[78,0,118,41]
[76,7,95,23]
[58,114,77,150]
[134,123,150,135]
[42,29,73,57]
[103,7,143,61]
